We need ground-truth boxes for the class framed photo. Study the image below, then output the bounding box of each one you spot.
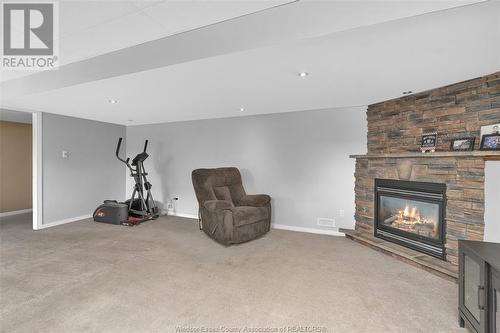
[480,133,500,151]
[450,138,475,151]
[421,132,437,153]
[480,123,500,137]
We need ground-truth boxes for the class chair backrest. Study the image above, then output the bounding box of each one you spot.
[192,167,246,206]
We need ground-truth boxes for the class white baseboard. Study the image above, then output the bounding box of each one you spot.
[272,223,344,236]
[168,211,198,219]
[36,214,92,230]
[0,208,32,218]
[166,211,344,237]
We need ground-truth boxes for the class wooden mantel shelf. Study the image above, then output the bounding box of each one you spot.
[350,151,500,161]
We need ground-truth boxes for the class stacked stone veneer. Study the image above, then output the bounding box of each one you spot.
[354,71,500,264]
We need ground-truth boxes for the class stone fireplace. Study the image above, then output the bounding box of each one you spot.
[347,71,500,277]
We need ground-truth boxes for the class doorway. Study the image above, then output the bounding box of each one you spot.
[0,109,33,229]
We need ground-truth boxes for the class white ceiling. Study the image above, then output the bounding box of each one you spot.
[58,0,294,61]
[0,0,292,82]
[1,0,498,126]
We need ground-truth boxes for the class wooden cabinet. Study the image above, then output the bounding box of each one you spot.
[459,240,500,333]
[490,269,500,333]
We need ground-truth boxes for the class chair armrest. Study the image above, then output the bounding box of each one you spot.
[203,200,234,212]
[238,194,271,207]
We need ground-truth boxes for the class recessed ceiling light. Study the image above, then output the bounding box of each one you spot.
[239,108,245,112]
[109,99,118,104]
[298,72,309,77]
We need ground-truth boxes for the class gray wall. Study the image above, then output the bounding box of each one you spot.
[42,113,126,224]
[0,108,32,124]
[126,107,366,231]
[485,162,500,243]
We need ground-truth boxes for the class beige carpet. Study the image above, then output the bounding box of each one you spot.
[0,214,465,333]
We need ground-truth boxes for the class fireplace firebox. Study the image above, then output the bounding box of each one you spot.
[374,179,446,260]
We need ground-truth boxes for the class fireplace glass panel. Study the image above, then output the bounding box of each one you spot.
[378,195,440,240]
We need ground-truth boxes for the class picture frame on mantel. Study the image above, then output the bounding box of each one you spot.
[450,138,475,151]
[480,123,500,145]
[480,133,500,151]
[421,132,437,153]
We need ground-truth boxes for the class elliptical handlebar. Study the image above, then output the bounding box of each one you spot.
[115,137,130,166]
[116,137,123,157]
[115,137,151,171]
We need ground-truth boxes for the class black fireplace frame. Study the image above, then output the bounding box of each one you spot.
[374,179,447,260]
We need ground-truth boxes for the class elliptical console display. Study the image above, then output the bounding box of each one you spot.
[93,138,159,226]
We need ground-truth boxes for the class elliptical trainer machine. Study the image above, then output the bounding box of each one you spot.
[93,137,159,226]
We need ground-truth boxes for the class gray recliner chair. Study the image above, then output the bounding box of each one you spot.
[191,167,271,245]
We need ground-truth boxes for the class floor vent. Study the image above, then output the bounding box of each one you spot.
[317,217,335,227]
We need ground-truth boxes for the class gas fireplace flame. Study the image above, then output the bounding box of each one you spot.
[402,205,419,220]
[396,203,432,226]
[382,202,438,238]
